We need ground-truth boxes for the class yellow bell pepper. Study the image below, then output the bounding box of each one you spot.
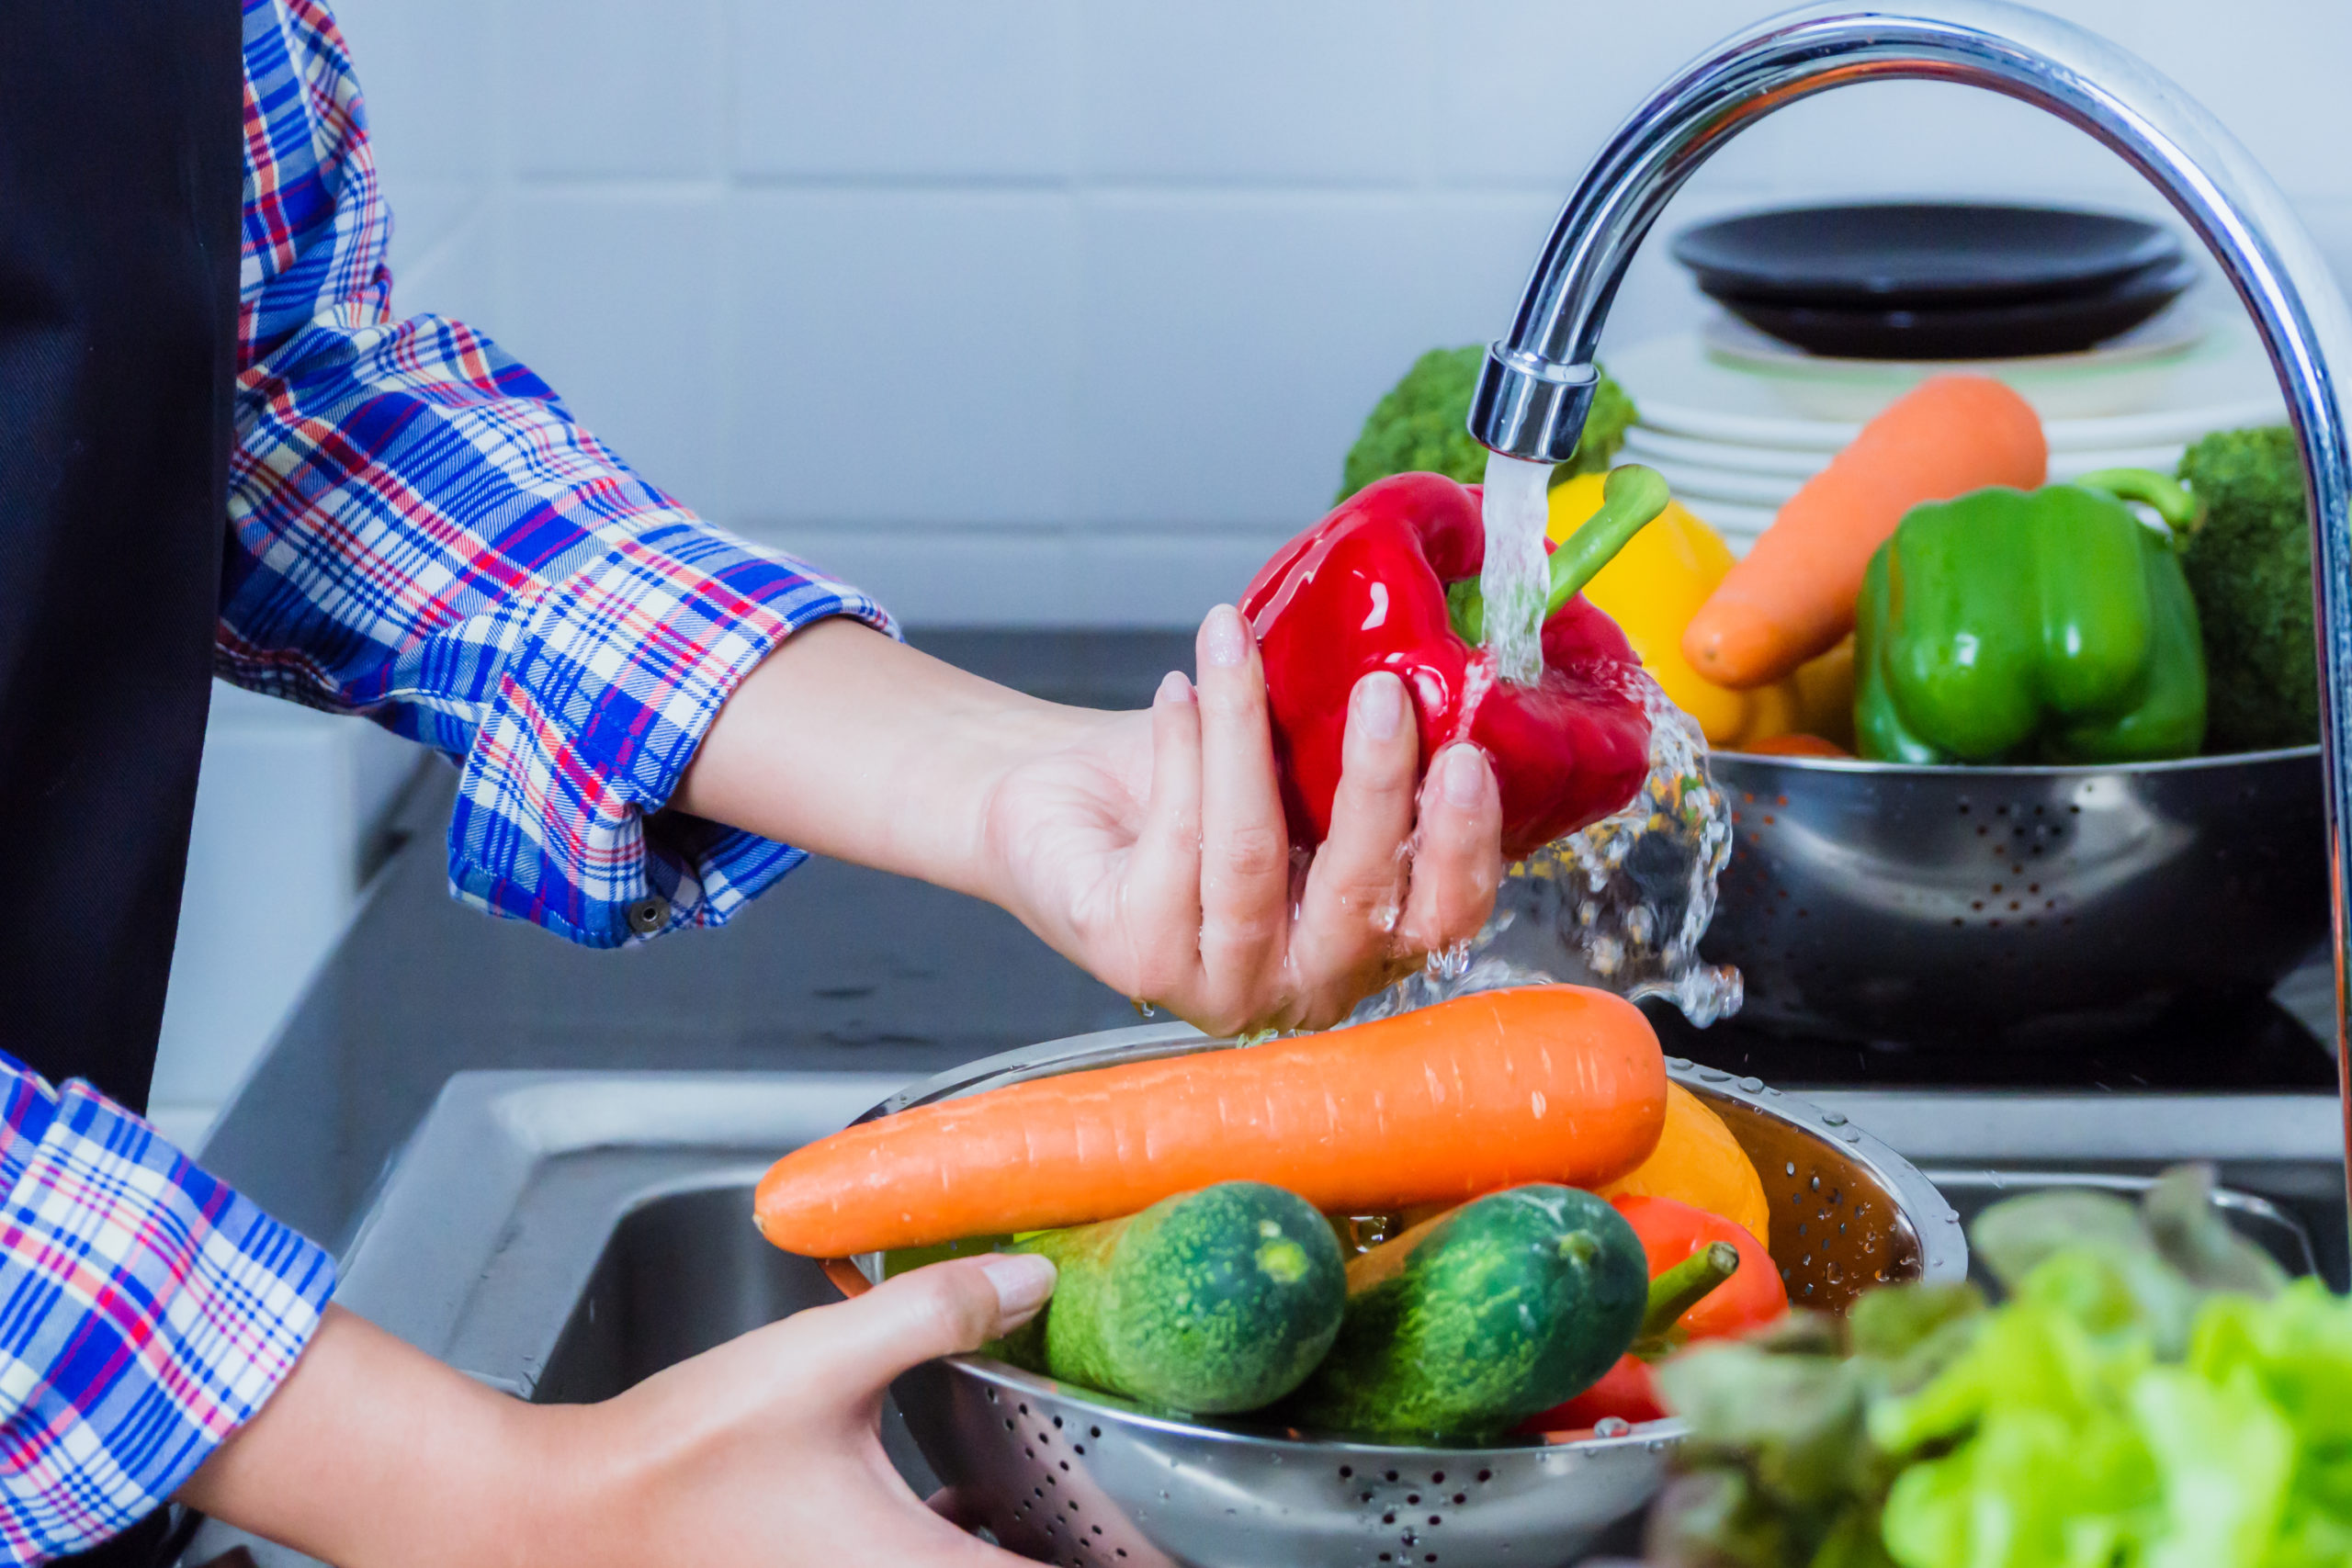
[1790,637,1855,749]
[1549,472,1853,750]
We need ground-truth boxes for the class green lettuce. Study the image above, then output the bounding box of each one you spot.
[1652,1167,2352,1568]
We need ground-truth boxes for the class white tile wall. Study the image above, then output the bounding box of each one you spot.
[1429,0,1772,190]
[1076,191,1442,528]
[509,189,729,495]
[732,3,1078,180]
[509,0,726,178]
[153,686,421,1143]
[726,189,1081,525]
[327,0,2352,628]
[1077,1,1430,186]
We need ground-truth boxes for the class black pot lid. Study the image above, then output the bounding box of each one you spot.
[1673,203,2183,309]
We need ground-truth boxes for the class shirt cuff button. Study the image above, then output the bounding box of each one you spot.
[627,896,669,936]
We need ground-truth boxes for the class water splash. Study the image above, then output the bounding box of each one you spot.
[1477,451,1555,687]
[1427,939,1474,983]
[1353,668,1743,1027]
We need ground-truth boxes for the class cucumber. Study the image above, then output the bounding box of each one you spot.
[991,1181,1346,1415]
[882,1233,1011,1278]
[1282,1184,1648,1442]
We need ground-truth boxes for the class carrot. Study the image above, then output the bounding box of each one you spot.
[1681,374,2047,688]
[753,986,1668,1258]
[1598,1081,1771,1247]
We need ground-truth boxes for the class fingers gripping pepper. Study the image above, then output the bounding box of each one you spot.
[1240,468,1671,859]
[1854,470,2209,764]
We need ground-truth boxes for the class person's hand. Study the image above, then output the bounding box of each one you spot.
[675,608,1504,1035]
[537,1253,1057,1567]
[978,604,1501,1032]
[180,1255,1060,1568]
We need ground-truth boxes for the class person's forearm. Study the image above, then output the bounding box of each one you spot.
[178,1306,571,1568]
[674,619,1091,901]
[180,1263,1057,1568]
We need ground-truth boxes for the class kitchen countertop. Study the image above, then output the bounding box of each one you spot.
[198,630,1192,1253]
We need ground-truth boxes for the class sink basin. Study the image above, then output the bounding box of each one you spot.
[182,1070,2349,1567]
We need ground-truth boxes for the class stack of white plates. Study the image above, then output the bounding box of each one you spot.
[1613,300,2286,553]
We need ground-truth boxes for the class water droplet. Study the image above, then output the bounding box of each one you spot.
[1820,1111,1847,1127]
[1594,1416,1633,1438]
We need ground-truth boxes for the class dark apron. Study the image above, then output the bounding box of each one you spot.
[0,0,244,1562]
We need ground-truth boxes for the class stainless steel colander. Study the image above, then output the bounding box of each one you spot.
[824,1022,1965,1568]
[1703,748,2328,1046]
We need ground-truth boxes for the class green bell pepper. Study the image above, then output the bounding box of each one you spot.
[1855,469,2208,764]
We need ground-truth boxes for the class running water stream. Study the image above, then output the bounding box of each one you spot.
[1476,451,1556,687]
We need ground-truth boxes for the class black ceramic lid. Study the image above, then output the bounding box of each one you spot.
[1673,202,2183,308]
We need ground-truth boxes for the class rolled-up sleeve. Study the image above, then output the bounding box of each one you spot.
[0,1058,332,1562]
[226,0,890,947]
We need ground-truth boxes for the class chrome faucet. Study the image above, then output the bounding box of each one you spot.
[1471,2,2352,1190]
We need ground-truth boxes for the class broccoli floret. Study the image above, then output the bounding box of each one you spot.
[2177,425,2316,751]
[1336,345,1635,502]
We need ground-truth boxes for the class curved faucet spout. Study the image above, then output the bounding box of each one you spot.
[1469,0,2352,1180]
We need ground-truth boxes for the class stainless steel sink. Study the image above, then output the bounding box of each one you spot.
[181,1070,2349,1567]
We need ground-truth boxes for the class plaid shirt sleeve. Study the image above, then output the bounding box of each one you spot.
[226,0,895,947]
[0,1055,333,1562]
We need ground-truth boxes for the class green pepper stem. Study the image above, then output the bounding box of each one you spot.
[1636,1240,1741,1346]
[1446,465,1673,646]
[2072,467,2203,530]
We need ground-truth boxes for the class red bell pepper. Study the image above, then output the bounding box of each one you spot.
[1617,1195,1788,1341]
[1522,1195,1788,1435]
[1239,468,1671,861]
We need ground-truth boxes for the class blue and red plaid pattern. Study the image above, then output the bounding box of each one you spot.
[0,1055,332,1562]
[230,0,892,945]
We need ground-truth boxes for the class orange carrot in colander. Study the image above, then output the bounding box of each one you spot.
[752,986,1668,1258]
[1682,374,2048,689]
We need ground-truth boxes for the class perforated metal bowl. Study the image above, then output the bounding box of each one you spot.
[1704,748,2329,1047]
[823,1022,1966,1568]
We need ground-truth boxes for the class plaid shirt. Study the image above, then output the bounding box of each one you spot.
[233,0,890,946]
[0,1069,330,1562]
[0,0,891,1556]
